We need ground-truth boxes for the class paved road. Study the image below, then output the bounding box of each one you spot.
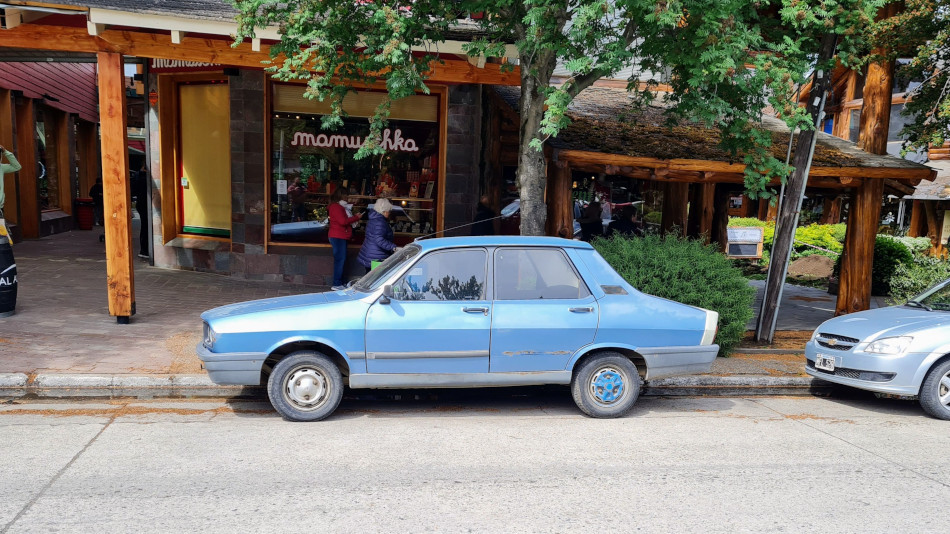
[1,391,947,533]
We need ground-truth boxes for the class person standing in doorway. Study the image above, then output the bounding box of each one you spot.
[0,145,22,237]
[471,195,496,236]
[131,164,149,259]
[327,187,361,290]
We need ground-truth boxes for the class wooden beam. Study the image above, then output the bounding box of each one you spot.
[545,159,574,238]
[0,89,16,225]
[661,182,688,236]
[907,200,923,237]
[97,52,136,321]
[687,183,715,243]
[837,3,900,316]
[884,178,914,196]
[0,24,521,86]
[14,97,38,238]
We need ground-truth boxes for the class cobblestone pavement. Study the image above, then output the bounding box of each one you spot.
[0,231,318,374]
[0,231,867,376]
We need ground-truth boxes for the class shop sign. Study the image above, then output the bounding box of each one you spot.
[150,59,222,73]
[291,128,420,152]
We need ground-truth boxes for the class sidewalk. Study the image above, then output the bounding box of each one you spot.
[0,231,831,399]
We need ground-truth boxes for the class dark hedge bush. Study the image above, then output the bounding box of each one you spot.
[593,234,755,355]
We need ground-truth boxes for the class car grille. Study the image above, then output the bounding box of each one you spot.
[806,360,895,382]
[816,332,859,351]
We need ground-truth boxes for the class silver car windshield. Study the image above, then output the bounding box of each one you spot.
[353,244,421,292]
[912,279,950,311]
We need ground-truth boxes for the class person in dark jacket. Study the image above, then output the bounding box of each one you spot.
[357,198,396,273]
[131,165,149,258]
[605,206,644,238]
[471,195,495,236]
[579,201,603,242]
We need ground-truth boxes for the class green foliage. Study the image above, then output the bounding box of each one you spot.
[871,236,915,295]
[727,218,846,260]
[888,255,950,305]
[880,235,933,255]
[644,211,663,225]
[592,234,754,355]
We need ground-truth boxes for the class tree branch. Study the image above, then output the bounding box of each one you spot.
[564,19,640,98]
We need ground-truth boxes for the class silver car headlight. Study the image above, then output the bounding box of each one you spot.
[203,322,217,350]
[865,336,912,355]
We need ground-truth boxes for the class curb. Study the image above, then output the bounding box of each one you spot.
[733,348,806,355]
[0,373,826,400]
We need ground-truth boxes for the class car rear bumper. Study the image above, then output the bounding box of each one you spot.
[804,341,924,396]
[639,344,720,380]
[196,343,267,385]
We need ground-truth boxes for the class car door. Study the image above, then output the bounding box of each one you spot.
[365,248,491,374]
[490,247,599,372]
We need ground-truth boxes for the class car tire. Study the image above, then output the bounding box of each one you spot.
[919,358,950,421]
[267,351,344,422]
[571,352,641,418]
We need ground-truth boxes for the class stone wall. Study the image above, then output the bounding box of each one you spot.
[442,84,483,236]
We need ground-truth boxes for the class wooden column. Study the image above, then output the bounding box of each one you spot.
[546,159,574,238]
[13,97,38,238]
[661,182,688,236]
[46,109,73,214]
[924,201,939,249]
[77,120,99,200]
[0,89,16,224]
[711,185,730,252]
[820,196,843,224]
[836,3,899,315]
[832,70,858,140]
[686,183,715,243]
[97,52,135,322]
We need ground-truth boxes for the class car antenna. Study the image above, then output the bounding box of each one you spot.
[414,200,521,241]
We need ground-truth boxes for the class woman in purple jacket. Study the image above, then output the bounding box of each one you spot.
[357,198,396,273]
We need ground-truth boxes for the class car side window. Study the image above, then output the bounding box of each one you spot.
[494,248,591,300]
[392,249,487,301]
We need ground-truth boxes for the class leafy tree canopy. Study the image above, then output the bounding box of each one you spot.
[233,0,885,232]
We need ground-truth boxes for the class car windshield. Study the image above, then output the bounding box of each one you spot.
[911,279,950,311]
[353,244,421,292]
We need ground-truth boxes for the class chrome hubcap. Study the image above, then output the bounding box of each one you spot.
[939,372,950,408]
[590,367,626,405]
[285,367,329,410]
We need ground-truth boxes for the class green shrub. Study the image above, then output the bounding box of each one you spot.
[593,234,754,355]
[880,235,932,255]
[888,256,950,304]
[728,217,770,228]
[794,224,843,255]
[834,235,915,295]
[644,211,662,224]
[829,224,847,243]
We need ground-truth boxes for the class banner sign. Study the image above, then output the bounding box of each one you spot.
[149,59,222,73]
[291,128,420,152]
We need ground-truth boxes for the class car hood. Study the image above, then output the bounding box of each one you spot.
[200,289,364,322]
[818,305,950,341]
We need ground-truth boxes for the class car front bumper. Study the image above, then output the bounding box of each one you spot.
[804,341,927,396]
[196,343,268,386]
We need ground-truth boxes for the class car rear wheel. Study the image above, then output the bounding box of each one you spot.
[267,351,343,422]
[571,352,641,418]
[919,359,950,421]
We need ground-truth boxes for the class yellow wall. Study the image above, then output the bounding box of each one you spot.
[179,83,231,233]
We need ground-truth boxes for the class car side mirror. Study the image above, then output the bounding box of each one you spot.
[380,284,393,305]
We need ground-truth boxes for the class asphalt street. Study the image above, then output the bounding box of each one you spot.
[1,390,947,533]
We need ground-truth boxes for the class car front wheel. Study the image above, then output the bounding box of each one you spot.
[919,359,950,421]
[267,351,344,422]
[571,352,641,418]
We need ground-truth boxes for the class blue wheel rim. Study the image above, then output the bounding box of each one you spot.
[589,367,626,405]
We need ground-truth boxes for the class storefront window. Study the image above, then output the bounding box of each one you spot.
[270,86,440,246]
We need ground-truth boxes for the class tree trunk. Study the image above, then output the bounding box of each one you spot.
[517,56,555,236]
[756,32,837,342]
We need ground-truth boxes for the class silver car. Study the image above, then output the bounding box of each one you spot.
[805,279,950,420]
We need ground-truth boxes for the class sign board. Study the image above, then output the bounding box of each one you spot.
[276,180,288,195]
[727,226,764,259]
[941,211,950,244]
[149,59,222,73]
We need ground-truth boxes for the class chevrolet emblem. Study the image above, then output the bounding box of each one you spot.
[827,338,837,346]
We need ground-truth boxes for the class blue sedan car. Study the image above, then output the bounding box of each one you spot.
[197,236,720,421]
[806,279,950,420]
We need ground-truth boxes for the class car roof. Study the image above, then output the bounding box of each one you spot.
[412,235,594,252]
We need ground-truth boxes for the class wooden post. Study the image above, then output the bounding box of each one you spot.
[687,183,715,243]
[0,89,16,225]
[546,159,574,238]
[820,195,843,224]
[661,182,688,236]
[77,120,99,200]
[97,52,136,322]
[835,3,899,316]
[13,97,38,238]
[832,70,858,140]
[711,185,730,252]
[924,201,939,249]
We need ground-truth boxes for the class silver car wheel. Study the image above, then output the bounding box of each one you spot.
[284,367,330,411]
[940,373,950,408]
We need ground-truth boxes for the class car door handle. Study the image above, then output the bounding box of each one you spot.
[569,307,594,313]
[462,306,490,315]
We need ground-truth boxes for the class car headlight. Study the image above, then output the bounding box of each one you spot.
[865,336,912,354]
[203,322,217,350]
[809,330,819,342]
